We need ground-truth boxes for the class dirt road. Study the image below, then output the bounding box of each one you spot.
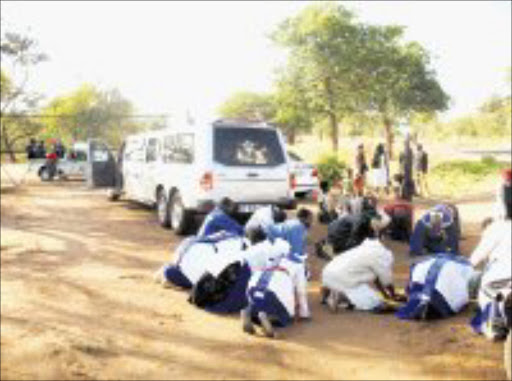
[0,181,507,380]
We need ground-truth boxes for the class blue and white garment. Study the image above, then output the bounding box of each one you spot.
[163,232,247,289]
[246,254,310,327]
[410,204,459,257]
[244,206,276,234]
[469,219,511,339]
[266,219,308,259]
[196,207,244,238]
[470,259,511,339]
[396,253,475,320]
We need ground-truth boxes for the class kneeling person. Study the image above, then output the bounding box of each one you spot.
[396,253,477,320]
[321,218,404,313]
[241,251,311,338]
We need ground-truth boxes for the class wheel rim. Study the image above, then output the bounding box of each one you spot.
[41,170,49,180]
[172,196,184,227]
[157,195,167,223]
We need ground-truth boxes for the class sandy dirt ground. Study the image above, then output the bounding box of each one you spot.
[0,180,508,380]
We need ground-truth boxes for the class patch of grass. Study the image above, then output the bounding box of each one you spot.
[429,157,510,198]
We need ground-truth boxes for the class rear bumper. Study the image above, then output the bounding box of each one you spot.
[193,197,297,214]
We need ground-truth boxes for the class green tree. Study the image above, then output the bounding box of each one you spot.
[355,30,449,157]
[217,91,276,121]
[41,84,139,148]
[271,2,362,151]
[272,62,313,144]
[1,30,48,161]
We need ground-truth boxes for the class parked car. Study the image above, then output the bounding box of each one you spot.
[109,119,296,235]
[38,142,89,181]
[287,150,320,198]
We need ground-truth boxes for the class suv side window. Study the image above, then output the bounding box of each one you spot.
[146,138,159,162]
[163,133,194,164]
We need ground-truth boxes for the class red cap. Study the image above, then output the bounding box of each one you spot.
[503,168,512,183]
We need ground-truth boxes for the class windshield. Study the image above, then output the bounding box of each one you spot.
[213,127,285,167]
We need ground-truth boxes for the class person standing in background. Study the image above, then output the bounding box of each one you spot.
[354,143,369,196]
[371,142,390,197]
[415,143,430,198]
[399,136,415,201]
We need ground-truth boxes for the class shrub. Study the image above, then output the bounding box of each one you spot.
[316,153,347,189]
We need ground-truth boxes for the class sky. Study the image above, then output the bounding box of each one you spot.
[2,1,511,123]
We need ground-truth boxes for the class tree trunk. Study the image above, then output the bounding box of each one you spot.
[1,124,17,163]
[328,111,338,152]
[324,77,338,152]
[287,127,296,145]
[384,117,394,160]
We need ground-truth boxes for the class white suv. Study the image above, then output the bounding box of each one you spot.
[113,119,296,234]
[287,151,320,198]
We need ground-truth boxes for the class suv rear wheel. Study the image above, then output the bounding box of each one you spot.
[157,190,171,228]
[170,192,190,235]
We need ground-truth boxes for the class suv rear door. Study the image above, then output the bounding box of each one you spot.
[211,126,289,208]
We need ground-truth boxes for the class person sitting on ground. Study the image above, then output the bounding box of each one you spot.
[244,205,287,235]
[409,204,460,257]
[241,243,311,338]
[469,183,511,340]
[197,197,244,238]
[396,253,478,321]
[315,196,391,260]
[382,186,415,242]
[320,218,406,313]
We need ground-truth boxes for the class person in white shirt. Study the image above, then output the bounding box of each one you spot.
[320,218,404,313]
[469,187,511,340]
[396,253,477,320]
[241,248,311,338]
[244,205,287,235]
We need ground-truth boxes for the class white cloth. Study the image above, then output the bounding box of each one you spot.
[470,220,511,268]
[248,256,310,318]
[321,238,394,310]
[410,257,475,314]
[245,206,275,233]
[240,238,291,270]
[372,155,389,188]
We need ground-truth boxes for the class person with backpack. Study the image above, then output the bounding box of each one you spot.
[415,143,430,198]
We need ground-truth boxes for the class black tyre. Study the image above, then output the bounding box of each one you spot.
[506,334,511,381]
[170,191,190,235]
[107,188,121,202]
[157,190,171,228]
[39,166,53,182]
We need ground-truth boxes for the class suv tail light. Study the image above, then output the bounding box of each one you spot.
[289,173,297,189]
[200,171,214,191]
[312,168,318,177]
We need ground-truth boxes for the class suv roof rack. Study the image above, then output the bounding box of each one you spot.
[212,118,273,127]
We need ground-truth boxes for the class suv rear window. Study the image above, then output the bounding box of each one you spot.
[214,127,285,167]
